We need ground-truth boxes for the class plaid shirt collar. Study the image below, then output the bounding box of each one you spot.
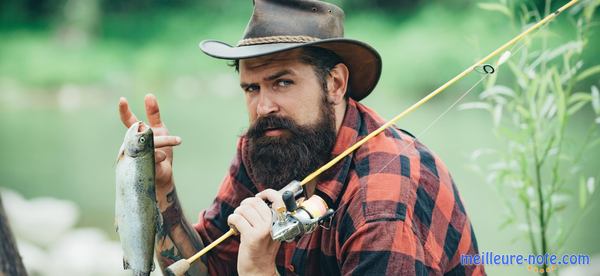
[314,98,362,208]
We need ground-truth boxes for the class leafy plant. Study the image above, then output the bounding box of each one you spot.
[462,0,600,274]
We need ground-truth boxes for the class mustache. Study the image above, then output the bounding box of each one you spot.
[246,115,300,138]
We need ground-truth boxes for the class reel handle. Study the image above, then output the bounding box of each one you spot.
[282,190,297,211]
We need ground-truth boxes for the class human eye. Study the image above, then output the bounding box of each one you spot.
[244,84,260,93]
[275,79,294,88]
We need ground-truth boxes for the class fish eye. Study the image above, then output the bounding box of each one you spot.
[139,137,146,144]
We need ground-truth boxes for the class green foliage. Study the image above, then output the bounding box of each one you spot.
[0,0,425,26]
[463,0,599,274]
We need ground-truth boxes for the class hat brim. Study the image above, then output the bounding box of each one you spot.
[199,38,381,101]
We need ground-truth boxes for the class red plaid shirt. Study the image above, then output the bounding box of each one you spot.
[194,99,485,275]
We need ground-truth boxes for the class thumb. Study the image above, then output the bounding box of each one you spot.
[256,189,285,210]
[155,150,167,163]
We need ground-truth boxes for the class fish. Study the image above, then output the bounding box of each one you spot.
[115,121,158,276]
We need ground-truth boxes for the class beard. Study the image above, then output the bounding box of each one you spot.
[246,96,337,190]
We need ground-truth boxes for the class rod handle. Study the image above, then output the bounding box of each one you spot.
[165,259,191,276]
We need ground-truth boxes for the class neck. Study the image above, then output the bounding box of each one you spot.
[333,99,348,134]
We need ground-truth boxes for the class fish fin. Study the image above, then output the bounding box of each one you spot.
[151,262,155,272]
[122,257,129,269]
[115,143,126,165]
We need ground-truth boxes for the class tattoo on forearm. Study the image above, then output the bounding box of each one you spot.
[162,200,183,231]
[156,187,208,275]
[160,246,181,263]
[180,218,205,251]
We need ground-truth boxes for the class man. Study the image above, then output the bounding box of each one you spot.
[118,0,485,275]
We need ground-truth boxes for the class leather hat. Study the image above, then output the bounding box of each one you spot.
[199,0,382,101]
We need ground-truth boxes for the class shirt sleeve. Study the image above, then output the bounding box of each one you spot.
[339,144,485,275]
[339,217,436,275]
[193,138,257,276]
[338,212,485,276]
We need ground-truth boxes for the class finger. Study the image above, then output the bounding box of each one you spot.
[119,97,139,128]
[240,197,271,223]
[227,213,252,234]
[145,94,163,128]
[256,189,285,210]
[234,206,265,226]
[252,197,273,223]
[154,136,182,148]
[155,150,167,163]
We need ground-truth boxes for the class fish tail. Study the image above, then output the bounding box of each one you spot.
[133,271,150,276]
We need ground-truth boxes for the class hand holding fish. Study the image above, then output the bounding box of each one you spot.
[118,93,182,205]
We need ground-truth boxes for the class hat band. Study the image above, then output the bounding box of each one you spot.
[237,35,320,46]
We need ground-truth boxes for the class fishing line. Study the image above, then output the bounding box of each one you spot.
[372,35,533,176]
[373,74,490,176]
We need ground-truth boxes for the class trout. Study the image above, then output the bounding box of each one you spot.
[115,121,158,276]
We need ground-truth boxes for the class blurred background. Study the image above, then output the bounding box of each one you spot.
[0,0,598,275]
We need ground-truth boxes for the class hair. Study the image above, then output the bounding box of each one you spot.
[228,46,348,97]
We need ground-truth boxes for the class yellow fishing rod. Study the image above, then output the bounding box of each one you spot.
[166,0,580,274]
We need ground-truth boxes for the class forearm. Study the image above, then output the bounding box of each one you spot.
[155,185,208,276]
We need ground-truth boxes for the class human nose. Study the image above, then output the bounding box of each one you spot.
[256,92,279,116]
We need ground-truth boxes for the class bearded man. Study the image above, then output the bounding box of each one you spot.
[118,0,485,275]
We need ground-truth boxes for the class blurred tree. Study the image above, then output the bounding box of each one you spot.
[0,0,64,25]
[341,0,423,13]
[57,0,100,46]
[100,0,195,13]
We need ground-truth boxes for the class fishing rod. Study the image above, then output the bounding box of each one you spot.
[166,0,580,274]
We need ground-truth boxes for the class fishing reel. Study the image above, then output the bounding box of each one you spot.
[271,181,335,242]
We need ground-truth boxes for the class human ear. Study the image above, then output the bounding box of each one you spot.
[326,63,349,105]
